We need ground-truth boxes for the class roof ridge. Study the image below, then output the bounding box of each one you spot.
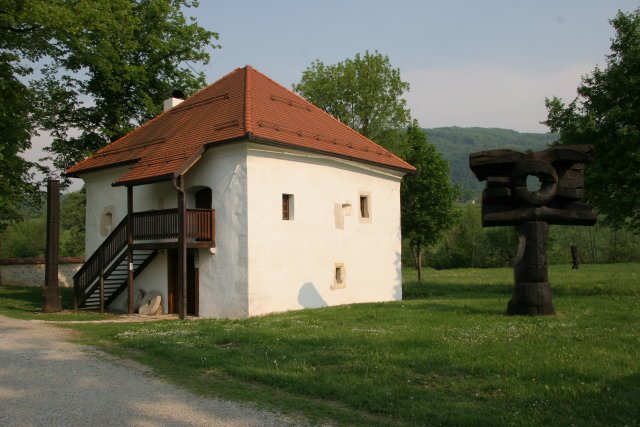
[248,66,410,168]
[244,65,253,133]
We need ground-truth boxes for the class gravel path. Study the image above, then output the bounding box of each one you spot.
[0,315,295,427]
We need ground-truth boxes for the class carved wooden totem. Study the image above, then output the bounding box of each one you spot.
[469,145,597,315]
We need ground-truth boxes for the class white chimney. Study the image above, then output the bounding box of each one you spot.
[163,97,184,112]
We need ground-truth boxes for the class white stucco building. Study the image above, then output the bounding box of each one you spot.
[66,66,415,318]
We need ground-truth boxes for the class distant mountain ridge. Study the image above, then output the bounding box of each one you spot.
[423,127,558,199]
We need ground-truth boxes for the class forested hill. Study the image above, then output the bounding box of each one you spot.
[424,127,558,199]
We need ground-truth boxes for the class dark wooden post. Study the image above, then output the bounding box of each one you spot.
[43,179,62,312]
[127,186,134,314]
[98,247,105,314]
[177,176,187,319]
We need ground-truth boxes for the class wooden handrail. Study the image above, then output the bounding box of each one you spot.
[74,216,128,305]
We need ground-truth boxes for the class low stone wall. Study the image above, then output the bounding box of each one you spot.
[0,257,84,288]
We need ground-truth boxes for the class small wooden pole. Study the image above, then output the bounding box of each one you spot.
[571,245,580,270]
[43,179,62,312]
[177,176,187,320]
[127,186,134,314]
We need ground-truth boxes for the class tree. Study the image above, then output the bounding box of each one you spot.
[544,9,640,232]
[401,122,458,280]
[293,51,411,152]
[33,0,219,174]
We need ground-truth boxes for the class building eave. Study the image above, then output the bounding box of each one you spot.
[63,159,141,179]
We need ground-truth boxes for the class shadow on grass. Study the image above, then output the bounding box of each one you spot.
[0,286,74,306]
[0,285,77,318]
[401,299,506,316]
[551,285,639,297]
[403,282,511,300]
[590,373,640,424]
[404,281,638,301]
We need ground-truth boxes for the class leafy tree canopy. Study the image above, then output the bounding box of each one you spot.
[293,50,411,151]
[0,0,217,230]
[544,9,640,232]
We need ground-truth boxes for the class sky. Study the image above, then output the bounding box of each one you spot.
[194,0,637,132]
[24,0,639,187]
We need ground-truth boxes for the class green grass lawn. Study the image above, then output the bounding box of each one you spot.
[3,264,639,425]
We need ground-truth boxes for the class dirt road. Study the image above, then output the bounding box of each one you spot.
[0,315,293,426]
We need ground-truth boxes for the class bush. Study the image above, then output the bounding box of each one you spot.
[406,204,640,270]
[0,217,46,257]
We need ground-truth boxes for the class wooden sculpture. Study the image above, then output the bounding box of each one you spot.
[469,145,597,315]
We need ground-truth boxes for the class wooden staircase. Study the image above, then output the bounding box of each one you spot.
[73,208,215,311]
[80,248,158,310]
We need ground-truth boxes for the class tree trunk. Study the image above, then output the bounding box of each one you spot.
[416,246,423,282]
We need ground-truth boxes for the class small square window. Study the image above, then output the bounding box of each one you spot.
[282,194,294,220]
[359,193,371,220]
[333,263,346,289]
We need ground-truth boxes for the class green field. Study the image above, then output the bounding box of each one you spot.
[1,264,639,425]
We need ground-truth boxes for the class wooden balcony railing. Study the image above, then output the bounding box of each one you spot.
[131,208,215,243]
[187,208,216,242]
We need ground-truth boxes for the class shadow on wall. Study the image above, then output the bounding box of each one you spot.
[298,282,327,308]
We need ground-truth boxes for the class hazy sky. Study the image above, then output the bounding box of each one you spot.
[195,0,636,132]
[25,0,638,185]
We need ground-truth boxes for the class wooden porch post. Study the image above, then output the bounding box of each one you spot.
[127,186,134,314]
[42,179,62,312]
[177,176,187,319]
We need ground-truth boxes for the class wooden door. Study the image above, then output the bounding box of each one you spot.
[167,249,198,316]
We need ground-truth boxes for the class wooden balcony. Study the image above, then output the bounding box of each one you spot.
[74,208,214,310]
[131,208,216,249]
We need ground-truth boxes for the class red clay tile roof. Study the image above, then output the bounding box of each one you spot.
[65,66,415,185]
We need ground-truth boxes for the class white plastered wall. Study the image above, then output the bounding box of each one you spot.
[184,143,249,318]
[82,166,130,256]
[245,143,404,317]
